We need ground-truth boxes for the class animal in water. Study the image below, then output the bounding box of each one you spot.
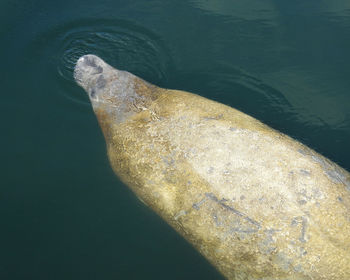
[74,54,350,280]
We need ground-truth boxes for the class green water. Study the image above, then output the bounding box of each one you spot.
[1,0,349,279]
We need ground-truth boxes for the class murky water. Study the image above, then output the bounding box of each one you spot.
[1,0,350,279]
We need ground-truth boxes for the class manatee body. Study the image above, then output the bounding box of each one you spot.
[74,54,350,280]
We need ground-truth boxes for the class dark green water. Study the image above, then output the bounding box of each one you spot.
[1,0,350,279]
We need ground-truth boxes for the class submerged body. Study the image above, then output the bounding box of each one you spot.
[75,55,350,280]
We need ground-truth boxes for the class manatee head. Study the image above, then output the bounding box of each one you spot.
[75,55,157,117]
[74,54,137,104]
[74,54,159,136]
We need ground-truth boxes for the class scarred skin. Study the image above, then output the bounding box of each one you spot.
[75,54,350,280]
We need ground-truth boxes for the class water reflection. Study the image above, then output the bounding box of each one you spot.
[189,0,350,131]
[191,0,278,22]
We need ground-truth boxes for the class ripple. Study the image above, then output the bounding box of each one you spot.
[57,20,173,83]
[27,18,174,105]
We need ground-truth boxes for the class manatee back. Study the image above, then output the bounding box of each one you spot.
[75,55,350,280]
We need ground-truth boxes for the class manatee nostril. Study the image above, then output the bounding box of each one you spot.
[82,55,104,74]
[94,66,103,74]
[84,55,98,67]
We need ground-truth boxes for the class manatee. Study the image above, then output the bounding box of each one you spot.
[74,54,350,280]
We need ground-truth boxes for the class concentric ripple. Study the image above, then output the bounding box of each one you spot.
[26,19,173,105]
[57,19,173,83]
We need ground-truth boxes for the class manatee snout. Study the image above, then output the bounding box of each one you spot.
[74,54,108,99]
[75,54,140,106]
